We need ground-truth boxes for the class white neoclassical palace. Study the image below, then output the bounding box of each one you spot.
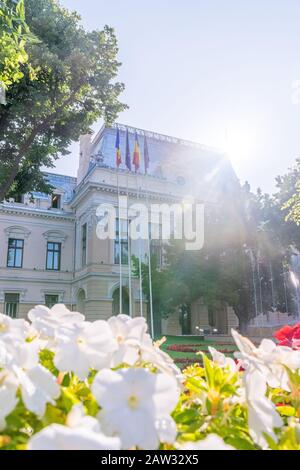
[0,124,239,335]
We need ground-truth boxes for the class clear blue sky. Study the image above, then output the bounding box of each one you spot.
[56,0,300,193]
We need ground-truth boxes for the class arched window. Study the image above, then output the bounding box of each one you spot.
[112,287,129,316]
[77,289,86,315]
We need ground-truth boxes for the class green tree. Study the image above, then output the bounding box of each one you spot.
[143,182,295,333]
[277,159,300,226]
[0,0,34,89]
[0,0,126,201]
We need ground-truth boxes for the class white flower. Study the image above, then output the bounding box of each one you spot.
[14,364,60,416]
[92,368,180,449]
[108,315,151,367]
[232,329,300,391]
[28,304,84,341]
[0,313,31,342]
[179,434,235,450]
[54,320,117,380]
[66,404,101,432]
[141,344,184,385]
[1,340,60,416]
[108,315,183,384]
[208,347,238,373]
[28,424,121,450]
[155,415,178,445]
[0,370,18,430]
[244,365,283,448]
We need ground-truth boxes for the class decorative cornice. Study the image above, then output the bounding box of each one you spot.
[4,225,31,240]
[43,230,68,247]
[40,289,65,302]
[71,177,182,209]
[0,288,27,301]
[0,204,75,221]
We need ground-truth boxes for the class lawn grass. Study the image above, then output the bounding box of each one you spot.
[158,335,238,368]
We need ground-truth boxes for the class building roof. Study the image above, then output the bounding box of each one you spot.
[88,123,238,200]
[31,172,77,204]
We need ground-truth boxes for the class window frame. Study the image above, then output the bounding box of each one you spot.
[7,238,24,268]
[51,194,61,209]
[4,293,20,318]
[114,218,129,265]
[46,241,61,271]
[81,223,87,267]
[45,294,59,309]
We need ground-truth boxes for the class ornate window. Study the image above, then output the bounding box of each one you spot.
[46,242,61,271]
[7,238,24,268]
[45,294,59,308]
[4,293,19,318]
[114,218,129,265]
[51,194,61,209]
[81,223,87,267]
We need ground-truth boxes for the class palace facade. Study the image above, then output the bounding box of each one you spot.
[0,124,239,335]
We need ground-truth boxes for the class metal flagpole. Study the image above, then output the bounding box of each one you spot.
[132,131,143,317]
[143,135,154,336]
[117,168,123,314]
[126,173,133,317]
[145,181,155,338]
[137,180,143,317]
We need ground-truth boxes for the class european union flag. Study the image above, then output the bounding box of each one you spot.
[125,129,131,171]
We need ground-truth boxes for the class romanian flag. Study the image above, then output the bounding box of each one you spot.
[144,135,150,174]
[115,128,122,167]
[132,132,141,172]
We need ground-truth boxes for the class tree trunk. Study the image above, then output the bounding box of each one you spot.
[234,305,249,334]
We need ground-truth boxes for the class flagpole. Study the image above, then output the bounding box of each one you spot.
[143,136,154,336]
[117,168,123,314]
[136,178,143,317]
[145,178,155,338]
[126,172,133,317]
[131,131,144,318]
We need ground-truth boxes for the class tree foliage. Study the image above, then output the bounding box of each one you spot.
[0,0,126,200]
[0,0,35,89]
[278,159,300,226]
[137,177,300,333]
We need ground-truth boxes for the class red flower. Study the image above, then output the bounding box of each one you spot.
[234,358,245,372]
[274,323,300,349]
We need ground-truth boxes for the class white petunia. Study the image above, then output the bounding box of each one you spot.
[66,404,101,432]
[54,320,117,380]
[232,329,300,391]
[108,315,183,384]
[179,434,235,450]
[244,365,283,448]
[92,367,180,449]
[28,304,84,341]
[155,415,178,445]
[0,370,18,431]
[2,339,60,417]
[28,424,121,450]
[141,343,184,383]
[208,347,238,373]
[14,364,60,416]
[0,313,31,342]
[108,314,151,367]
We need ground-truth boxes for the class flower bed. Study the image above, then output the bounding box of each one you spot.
[166,344,236,354]
[1,305,300,450]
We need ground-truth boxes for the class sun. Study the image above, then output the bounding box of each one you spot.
[224,124,258,168]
